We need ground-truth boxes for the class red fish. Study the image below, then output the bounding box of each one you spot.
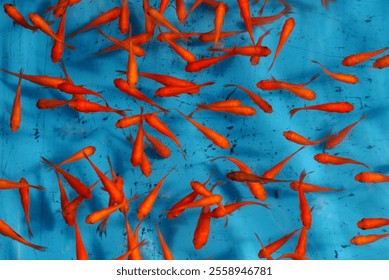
[154,82,214,97]
[51,2,68,63]
[155,223,174,260]
[297,170,312,229]
[36,98,69,110]
[351,233,389,246]
[255,228,299,259]
[257,77,316,100]
[290,102,354,118]
[210,201,269,219]
[176,0,187,24]
[18,178,32,238]
[159,31,196,63]
[67,7,121,38]
[250,29,272,66]
[226,171,291,184]
[0,219,46,251]
[325,114,365,149]
[131,108,145,167]
[59,146,96,165]
[311,60,359,84]
[290,181,342,193]
[119,0,130,34]
[262,146,304,179]
[268,17,295,71]
[373,55,389,69]
[357,218,389,230]
[237,0,255,44]
[10,69,23,132]
[3,4,38,31]
[355,172,389,183]
[208,45,271,57]
[283,130,329,146]
[213,2,228,48]
[68,99,128,116]
[75,221,88,260]
[176,110,230,149]
[193,207,212,250]
[144,131,171,158]
[342,47,389,67]
[185,48,237,72]
[321,0,336,9]
[314,153,369,168]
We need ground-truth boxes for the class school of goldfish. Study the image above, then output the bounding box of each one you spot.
[1,0,389,260]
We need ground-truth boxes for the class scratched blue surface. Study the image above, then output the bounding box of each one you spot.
[1,0,389,260]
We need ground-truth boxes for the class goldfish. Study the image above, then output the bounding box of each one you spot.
[357,218,389,230]
[146,7,186,41]
[172,194,223,211]
[176,110,230,149]
[159,0,169,14]
[262,146,305,179]
[250,29,272,66]
[137,166,176,220]
[211,156,266,200]
[75,222,88,260]
[144,113,186,158]
[355,172,389,183]
[10,69,23,132]
[3,4,38,31]
[62,181,99,217]
[42,156,92,199]
[54,171,76,226]
[311,60,359,84]
[226,171,291,184]
[297,170,312,229]
[342,47,389,66]
[208,45,271,57]
[185,48,237,72]
[257,77,316,100]
[116,111,159,129]
[119,0,130,34]
[28,13,75,50]
[145,131,171,158]
[0,218,46,251]
[251,5,292,26]
[58,83,107,104]
[59,146,96,165]
[325,114,365,149]
[67,7,121,38]
[167,191,198,219]
[290,102,354,118]
[210,201,269,219]
[0,68,68,89]
[350,233,389,246]
[0,179,43,190]
[114,78,168,113]
[115,239,148,260]
[18,178,32,238]
[198,30,244,43]
[268,17,295,71]
[139,72,196,88]
[158,31,197,63]
[125,219,143,260]
[290,181,343,193]
[176,0,187,24]
[213,2,228,48]
[237,0,255,44]
[193,207,211,250]
[191,100,257,116]
[314,153,369,168]
[85,195,138,224]
[51,2,68,63]
[36,98,69,110]
[155,223,174,260]
[255,228,299,259]
[154,82,214,97]
[283,130,329,146]
[46,0,81,18]
[68,99,128,117]
[373,55,389,69]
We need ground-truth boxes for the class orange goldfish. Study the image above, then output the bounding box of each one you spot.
[18,178,32,238]
[54,171,75,226]
[0,219,46,251]
[314,153,369,168]
[210,201,269,219]
[357,218,389,230]
[237,0,255,44]
[198,30,244,43]
[131,108,145,167]
[119,0,130,34]
[208,45,271,57]
[75,222,88,260]
[311,60,359,84]
[159,31,196,62]
[321,0,336,9]
[297,170,312,229]
[68,99,128,116]
[176,0,187,24]
[36,98,69,110]
[342,47,389,67]
[193,207,212,250]
[325,114,365,149]
[268,17,295,71]
[255,228,299,259]
[185,48,237,72]
[67,7,121,38]
[51,3,68,63]
[137,166,176,220]
[0,179,43,190]
[290,101,354,118]
[176,110,230,149]
[59,146,96,165]
[213,2,228,48]
[145,131,171,158]
[250,29,272,66]
[351,233,389,246]
[257,77,316,100]
[226,171,291,184]
[355,172,389,183]
[10,69,23,132]
[283,130,329,146]
[155,223,174,260]
[290,181,342,193]
[373,54,389,69]
[154,82,214,97]
[167,191,198,219]
[3,4,38,31]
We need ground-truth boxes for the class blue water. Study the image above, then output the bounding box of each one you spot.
[1,0,389,260]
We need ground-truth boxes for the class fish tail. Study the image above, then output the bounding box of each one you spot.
[289,108,299,118]
[30,184,45,191]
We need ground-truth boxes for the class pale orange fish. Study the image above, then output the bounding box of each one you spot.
[311,60,358,84]
[185,48,237,72]
[0,218,46,251]
[297,170,312,229]
[51,2,68,63]
[268,17,295,71]
[290,181,343,193]
[357,218,389,230]
[314,153,369,168]
[155,223,174,260]
[68,99,128,117]
[351,233,389,246]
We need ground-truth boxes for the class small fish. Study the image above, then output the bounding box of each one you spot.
[0,218,46,251]
[193,207,211,250]
[155,223,174,260]
[237,0,255,44]
[311,60,358,84]
[185,48,236,72]
[176,0,188,24]
[325,114,365,149]
[158,30,196,63]
[176,110,230,149]
[18,178,32,238]
[208,45,271,57]
[144,131,171,158]
[357,218,389,230]
[75,221,88,260]
[136,166,176,220]
[131,108,145,167]
[36,98,69,110]
[68,99,128,116]
[3,4,38,31]
[314,153,369,168]
[373,54,389,69]
[172,194,223,211]
[59,146,96,166]
[146,7,186,41]
[262,146,304,179]
[167,191,198,219]
[355,172,389,183]
[226,171,291,184]
[290,102,354,118]
[154,82,214,97]
[213,2,228,48]
[321,0,336,9]
[10,69,23,132]
[119,0,130,34]
[210,201,269,219]
[342,47,389,67]
[198,30,244,43]
[268,17,295,71]
[257,77,316,100]
[51,3,68,63]
[250,29,272,66]
[297,170,312,229]
[350,233,389,246]
[67,7,121,38]
[283,130,329,146]
[290,181,342,193]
